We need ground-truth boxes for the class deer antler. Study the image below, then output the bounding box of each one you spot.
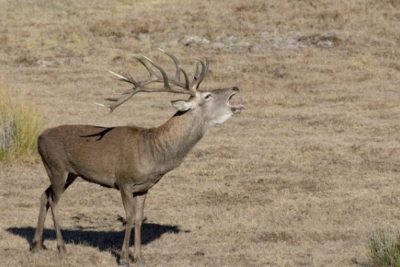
[98,50,209,112]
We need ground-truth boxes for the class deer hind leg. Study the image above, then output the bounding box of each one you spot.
[31,171,77,253]
[31,186,51,252]
[49,172,77,254]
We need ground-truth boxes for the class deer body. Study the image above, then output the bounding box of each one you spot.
[30,51,243,267]
[38,110,205,192]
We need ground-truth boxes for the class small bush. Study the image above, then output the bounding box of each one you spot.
[368,229,400,267]
[0,83,41,161]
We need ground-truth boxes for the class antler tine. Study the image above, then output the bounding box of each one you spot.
[159,49,196,95]
[141,55,171,90]
[191,58,209,90]
[108,70,139,87]
[197,57,209,89]
[97,89,139,112]
[159,48,181,82]
[134,55,160,83]
[194,62,201,80]
[180,67,190,90]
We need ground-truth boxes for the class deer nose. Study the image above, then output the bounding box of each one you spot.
[232,86,240,92]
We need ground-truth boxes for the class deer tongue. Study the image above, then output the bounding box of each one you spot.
[229,101,244,113]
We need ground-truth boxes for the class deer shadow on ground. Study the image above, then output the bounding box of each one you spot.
[6,220,182,252]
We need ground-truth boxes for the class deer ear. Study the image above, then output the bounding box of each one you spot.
[171,100,193,111]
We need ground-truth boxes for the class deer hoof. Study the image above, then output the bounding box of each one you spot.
[128,249,135,260]
[30,242,47,252]
[118,259,130,267]
[133,256,145,267]
[57,244,67,254]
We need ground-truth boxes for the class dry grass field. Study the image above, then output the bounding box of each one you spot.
[1,0,400,266]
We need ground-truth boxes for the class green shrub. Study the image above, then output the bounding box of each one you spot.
[0,83,41,161]
[368,229,400,267]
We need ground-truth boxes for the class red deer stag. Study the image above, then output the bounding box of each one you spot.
[30,50,244,266]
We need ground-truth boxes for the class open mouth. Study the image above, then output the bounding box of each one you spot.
[227,93,244,113]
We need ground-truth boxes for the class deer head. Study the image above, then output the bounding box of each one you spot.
[99,49,244,127]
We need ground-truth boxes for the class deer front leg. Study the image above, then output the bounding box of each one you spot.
[133,192,147,267]
[119,186,134,266]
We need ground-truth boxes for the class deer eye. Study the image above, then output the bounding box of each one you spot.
[204,93,212,100]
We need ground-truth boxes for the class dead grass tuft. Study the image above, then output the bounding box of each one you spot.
[14,55,38,66]
[253,231,296,244]
[368,229,400,267]
[298,33,343,48]
[89,20,125,38]
[0,81,41,161]
[89,19,150,39]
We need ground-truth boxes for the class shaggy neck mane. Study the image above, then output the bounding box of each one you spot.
[152,110,206,161]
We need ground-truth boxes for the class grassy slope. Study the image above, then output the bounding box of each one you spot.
[1,0,400,266]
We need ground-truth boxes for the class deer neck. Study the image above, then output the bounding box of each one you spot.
[153,109,206,163]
